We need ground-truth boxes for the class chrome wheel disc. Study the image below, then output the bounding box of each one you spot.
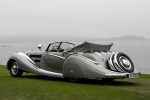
[11,63,19,75]
[119,56,131,69]
[108,52,134,73]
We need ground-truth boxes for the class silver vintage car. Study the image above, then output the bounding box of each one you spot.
[7,41,140,82]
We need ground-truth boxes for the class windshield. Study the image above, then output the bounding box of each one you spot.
[60,42,75,50]
[47,42,75,52]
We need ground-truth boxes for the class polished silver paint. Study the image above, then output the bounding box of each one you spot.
[7,42,140,80]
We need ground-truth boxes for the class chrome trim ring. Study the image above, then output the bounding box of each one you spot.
[119,56,131,69]
[108,54,117,71]
[113,53,125,72]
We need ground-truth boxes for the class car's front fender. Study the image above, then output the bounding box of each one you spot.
[7,52,36,72]
[7,52,63,77]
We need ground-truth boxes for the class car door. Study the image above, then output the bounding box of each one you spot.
[42,52,65,73]
[40,42,65,73]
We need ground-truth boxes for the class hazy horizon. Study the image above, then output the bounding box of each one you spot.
[0,0,150,43]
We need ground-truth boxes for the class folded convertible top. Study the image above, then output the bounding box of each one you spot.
[71,41,113,52]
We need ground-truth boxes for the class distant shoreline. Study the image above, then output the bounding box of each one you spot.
[0,35,149,43]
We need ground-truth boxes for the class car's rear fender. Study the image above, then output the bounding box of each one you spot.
[63,54,122,79]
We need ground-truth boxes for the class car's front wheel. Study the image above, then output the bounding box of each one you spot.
[9,62,23,77]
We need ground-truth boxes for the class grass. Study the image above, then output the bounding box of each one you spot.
[0,65,150,100]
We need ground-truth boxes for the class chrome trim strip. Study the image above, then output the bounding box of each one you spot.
[48,54,65,59]
[79,55,99,64]
[102,52,106,55]
[95,52,102,57]
[105,73,127,77]
[107,52,112,54]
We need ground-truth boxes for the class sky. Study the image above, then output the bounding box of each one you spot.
[0,0,150,42]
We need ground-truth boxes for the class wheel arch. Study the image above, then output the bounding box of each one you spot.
[7,59,16,70]
[63,55,85,79]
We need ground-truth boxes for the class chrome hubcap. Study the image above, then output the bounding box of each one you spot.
[119,56,131,69]
[108,52,134,73]
[11,63,19,75]
[122,59,130,66]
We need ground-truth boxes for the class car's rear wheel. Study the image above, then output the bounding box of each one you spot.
[9,62,23,77]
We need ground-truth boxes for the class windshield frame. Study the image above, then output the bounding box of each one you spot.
[46,42,75,52]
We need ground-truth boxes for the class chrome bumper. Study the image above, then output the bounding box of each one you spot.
[105,72,141,78]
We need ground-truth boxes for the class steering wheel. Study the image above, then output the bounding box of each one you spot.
[52,46,59,52]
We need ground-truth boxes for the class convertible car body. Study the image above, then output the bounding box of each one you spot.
[7,41,140,82]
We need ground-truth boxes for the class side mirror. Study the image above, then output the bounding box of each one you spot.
[38,44,43,51]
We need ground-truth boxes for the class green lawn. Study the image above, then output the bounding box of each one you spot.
[0,65,150,100]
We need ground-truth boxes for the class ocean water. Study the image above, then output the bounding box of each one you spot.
[0,40,150,74]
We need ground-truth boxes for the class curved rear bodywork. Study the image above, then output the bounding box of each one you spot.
[7,41,141,81]
[63,52,140,79]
